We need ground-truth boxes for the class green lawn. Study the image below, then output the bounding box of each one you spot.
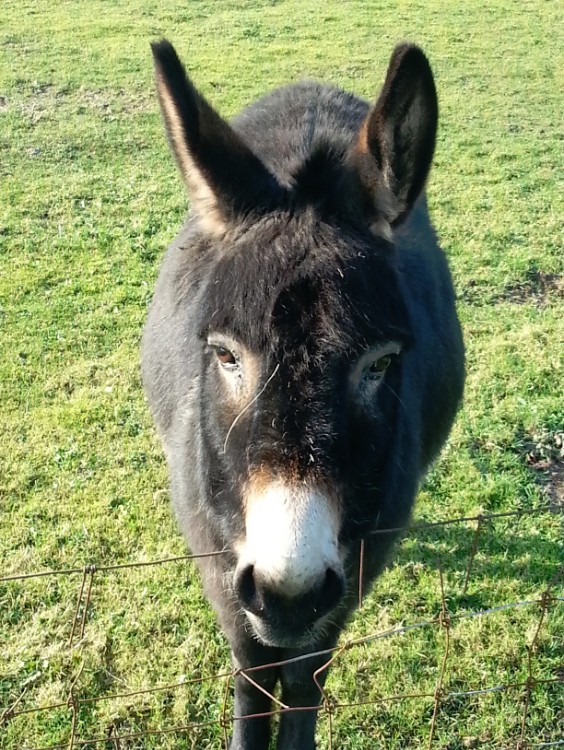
[1,1,562,748]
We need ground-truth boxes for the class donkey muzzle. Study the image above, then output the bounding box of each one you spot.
[235,481,345,644]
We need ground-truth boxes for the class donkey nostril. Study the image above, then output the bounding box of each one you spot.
[235,564,263,616]
[315,567,345,618]
[235,564,344,624]
[239,565,255,605]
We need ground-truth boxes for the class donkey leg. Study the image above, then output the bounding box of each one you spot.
[229,639,280,750]
[275,650,333,750]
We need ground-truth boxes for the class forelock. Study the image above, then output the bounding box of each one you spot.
[198,211,408,355]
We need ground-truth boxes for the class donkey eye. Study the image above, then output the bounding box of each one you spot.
[215,346,238,369]
[365,355,393,378]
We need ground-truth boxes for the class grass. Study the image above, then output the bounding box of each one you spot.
[1,0,562,748]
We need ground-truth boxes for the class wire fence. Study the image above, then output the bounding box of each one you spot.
[1,507,563,749]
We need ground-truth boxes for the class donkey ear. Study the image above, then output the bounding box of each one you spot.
[352,44,438,234]
[151,40,281,236]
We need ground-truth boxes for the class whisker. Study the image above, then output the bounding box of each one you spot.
[223,364,280,454]
[382,380,407,412]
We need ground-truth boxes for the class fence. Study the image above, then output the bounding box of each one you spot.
[1,507,563,750]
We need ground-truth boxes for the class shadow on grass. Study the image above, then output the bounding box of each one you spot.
[394,512,562,608]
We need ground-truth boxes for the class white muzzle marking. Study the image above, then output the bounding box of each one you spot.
[241,483,341,597]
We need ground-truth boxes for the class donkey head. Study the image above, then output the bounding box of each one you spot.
[152,41,437,647]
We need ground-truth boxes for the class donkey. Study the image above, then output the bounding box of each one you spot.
[142,39,464,750]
